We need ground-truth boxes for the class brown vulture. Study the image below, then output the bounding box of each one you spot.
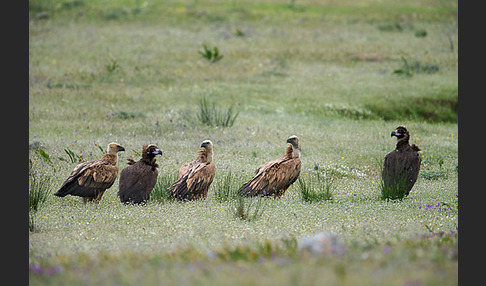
[117,144,163,204]
[238,135,301,198]
[54,142,125,203]
[382,126,422,196]
[171,140,215,201]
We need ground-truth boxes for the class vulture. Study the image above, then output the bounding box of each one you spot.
[118,144,163,204]
[238,135,301,198]
[54,142,125,203]
[171,140,216,201]
[382,126,422,196]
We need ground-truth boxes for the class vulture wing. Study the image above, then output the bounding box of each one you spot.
[403,151,421,195]
[177,161,196,180]
[239,157,301,198]
[382,151,421,195]
[172,162,215,201]
[118,162,159,204]
[55,159,118,198]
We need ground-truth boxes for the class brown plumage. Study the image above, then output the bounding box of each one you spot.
[171,140,215,201]
[382,126,422,196]
[118,144,163,204]
[54,142,125,203]
[238,135,302,198]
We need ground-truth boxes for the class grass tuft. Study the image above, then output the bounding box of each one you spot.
[60,148,85,164]
[197,97,239,127]
[198,44,223,63]
[213,171,241,202]
[297,170,334,203]
[29,178,53,212]
[29,163,52,212]
[379,175,409,201]
[113,110,144,120]
[29,160,53,232]
[150,172,178,203]
[393,57,439,77]
[232,196,266,222]
[420,170,448,180]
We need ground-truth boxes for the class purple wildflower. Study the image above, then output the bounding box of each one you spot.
[384,246,391,254]
[29,264,43,274]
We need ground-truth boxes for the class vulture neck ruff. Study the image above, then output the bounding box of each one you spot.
[286,144,301,159]
[292,145,301,158]
[102,153,118,165]
[197,148,213,163]
[395,134,410,151]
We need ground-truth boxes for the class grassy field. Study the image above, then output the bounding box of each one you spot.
[29,0,458,284]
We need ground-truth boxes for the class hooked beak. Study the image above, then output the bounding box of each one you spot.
[152,149,163,156]
[391,130,400,137]
[117,145,126,152]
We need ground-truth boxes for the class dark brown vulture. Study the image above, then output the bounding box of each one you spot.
[382,126,422,196]
[238,135,302,198]
[171,140,215,201]
[54,142,125,203]
[117,144,163,204]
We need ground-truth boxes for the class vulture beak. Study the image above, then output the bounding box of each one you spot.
[117,145,126,152]
[286,138,292,144]
[391,130,399,137]
[201,142,209,148]
[152,149,163,156]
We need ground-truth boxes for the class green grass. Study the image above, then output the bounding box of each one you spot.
[379,176,409,201]
[297,170,334,203]
[231,196,266,222]
[29,0,457,284]
[149,172,178,203]
[197,97,239,127]
[213,171,241,203]
[198,44,224,63]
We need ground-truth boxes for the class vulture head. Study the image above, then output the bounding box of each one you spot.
[391,126,410,140]
[201,139,213,150]
[199,140,213,163]
[287,135,301,158]
[142,144,163,160]
[107,142,125,154]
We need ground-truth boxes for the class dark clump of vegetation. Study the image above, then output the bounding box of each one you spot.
[378,22,404,32]
[47,82,91,89]
[150,173,178,203]
[232,196,266,222]
[29,158,53,232]
[393,57,439,77]
[364,89,458,123]
[216,237,298,262]
[198,44,223,63]
[59,148,85,164]
[29,159,53,213]
[213,171,241,202]
[380,175,409,201]
[106,57,121,73]
[420,170,448,180]
[297,169,334,203]
[415,29,427,38]
[29,176,52,213]
[113,111,144,120]
[197,97,239,127]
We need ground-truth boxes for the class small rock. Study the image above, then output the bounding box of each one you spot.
[35,12,49,20]
[297,232,346,257]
